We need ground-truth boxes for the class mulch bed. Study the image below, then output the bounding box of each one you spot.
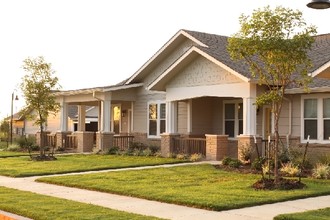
[214,164,306,190]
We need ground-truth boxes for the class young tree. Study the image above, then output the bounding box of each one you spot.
[20,56,61,158]
[227,6,317,183]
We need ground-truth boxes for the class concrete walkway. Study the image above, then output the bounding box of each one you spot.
[0,162,329,220]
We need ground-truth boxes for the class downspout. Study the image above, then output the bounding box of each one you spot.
[283,96,292,148]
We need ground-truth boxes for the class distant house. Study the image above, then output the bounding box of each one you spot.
[32,29,330,159]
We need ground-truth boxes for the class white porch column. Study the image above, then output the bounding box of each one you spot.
[78,105,86,131]
[243,84,257,135]
[100,93,111,132]
[166,101,178,133]
[187,99,192,133]
[60,100,68,131]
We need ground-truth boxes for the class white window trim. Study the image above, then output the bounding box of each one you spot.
[147,101,166,139]
[223,100,243,139]
[301,94,330,144]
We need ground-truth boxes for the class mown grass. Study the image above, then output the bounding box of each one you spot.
[0,151,29,157]
[0,154,186,177]
[38,164,330,211]
[274,208,330,220]
[0,186,162,220]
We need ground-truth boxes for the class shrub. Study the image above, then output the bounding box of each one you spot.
[141,148,153,156]
[228,159,242,168]
[312,163,330,179]
[7,144,21,152]
[108,146,120,155]
[251,157,266,171]
[189,153,203,162]
[262,164,271,175]
[148,145,160,154]
[221,156,232,166]
[280,162,300,177]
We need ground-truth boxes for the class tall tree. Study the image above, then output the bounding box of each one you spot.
[227,6,316,183]
[20,56,61,158]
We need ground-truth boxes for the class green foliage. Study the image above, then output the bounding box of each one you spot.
[227,6,317,182]
[7,144,21,152]
[221,157,242,168]
[318,154,330,166]
[251,157,266,171]
[20,56,61,156]
[312,163,330,179]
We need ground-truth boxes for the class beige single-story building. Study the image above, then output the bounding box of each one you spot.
[30,29,330,160]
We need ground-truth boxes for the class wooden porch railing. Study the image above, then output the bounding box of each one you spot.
[113,135,134,151]
[172,137,206,156]
[66,135,77,148]
[46,134,56,148]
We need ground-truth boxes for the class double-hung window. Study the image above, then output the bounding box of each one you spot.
[224,101,243,138]
[148,102,166,138]
[302,95,330,142]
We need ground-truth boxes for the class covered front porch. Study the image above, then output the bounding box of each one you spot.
[52,84,141,152]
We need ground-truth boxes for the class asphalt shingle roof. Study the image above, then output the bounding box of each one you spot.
[183,29,330,89]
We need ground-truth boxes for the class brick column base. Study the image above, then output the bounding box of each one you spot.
[96,132,115,152]
[237,135,262,162]
[56,131,72,148]
[75,131,94,152]
[205,134,228,161]
[161,133,180,157]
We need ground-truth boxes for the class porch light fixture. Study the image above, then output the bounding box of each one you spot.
[307,0,330,9]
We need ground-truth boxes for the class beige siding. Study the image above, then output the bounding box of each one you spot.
[24,120,39,135]
[167,57,242,89]
[177,101,188,133]
[144,39,198,86]
[133,87,166,133]
[46,113,61,132]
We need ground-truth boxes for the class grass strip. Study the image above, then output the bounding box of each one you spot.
[274,207,330,220]
[0,154,185,177]
[38,164,330,211]
[0,186,162,220]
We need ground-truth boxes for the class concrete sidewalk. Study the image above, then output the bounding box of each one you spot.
[0,162,329,220]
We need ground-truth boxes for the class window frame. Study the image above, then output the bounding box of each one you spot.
[223,100,243,139]
[301,94,330,143]
[147,101,166,139]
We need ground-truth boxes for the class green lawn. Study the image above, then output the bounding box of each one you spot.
[0,151,29,157]
[0,154,186,177]
[274,208,330,220]
[0,186,162,220]
[38,164,330,211]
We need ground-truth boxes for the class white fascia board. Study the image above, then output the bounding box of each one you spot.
[147,47,249,91]
[103,83,143,92]
[285,86,330,94]
[125,30,207,85]
[311,61,330,78]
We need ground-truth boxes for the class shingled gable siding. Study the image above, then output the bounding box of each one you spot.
[167,56,242,89]
[143,38,198,86]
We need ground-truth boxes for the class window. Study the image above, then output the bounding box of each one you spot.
[302,95,330,142]
[148,102,166,138]
[304,99,317,139]
[224,101,243,138]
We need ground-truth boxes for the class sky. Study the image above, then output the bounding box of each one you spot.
[0,0,329,119]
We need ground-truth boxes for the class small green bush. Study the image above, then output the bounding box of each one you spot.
[228,159,242,168]
[251,157,266,171]
[312,163,330,179]
[176,153,187,160]
[221,156,232,166]
[108,146,120,155]
[141,148,153,156]
[318,154,330,166]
